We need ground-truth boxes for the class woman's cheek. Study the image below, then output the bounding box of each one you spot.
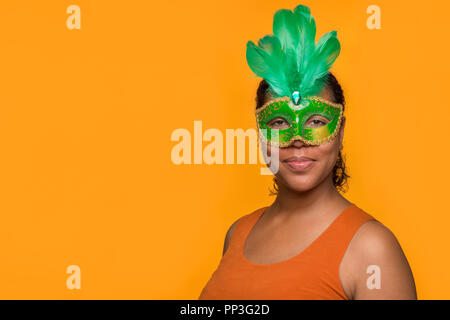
[317,144,339,172]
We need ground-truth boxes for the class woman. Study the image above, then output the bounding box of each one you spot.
[198,4,416,300]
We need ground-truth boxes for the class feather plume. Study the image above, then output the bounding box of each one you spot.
[246,4,340,100]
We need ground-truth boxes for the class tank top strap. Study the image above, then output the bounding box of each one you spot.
[311,203,377,268]
[225,207,268,255]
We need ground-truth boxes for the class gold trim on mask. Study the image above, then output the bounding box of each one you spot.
[255,95,344,116]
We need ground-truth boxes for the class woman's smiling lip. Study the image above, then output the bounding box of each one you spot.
[283,156,316,171]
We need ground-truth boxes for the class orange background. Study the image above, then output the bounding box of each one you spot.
[0,0,448,299]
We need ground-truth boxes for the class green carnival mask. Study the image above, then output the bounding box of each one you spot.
[255,96,343,146]
[246,4,343,147]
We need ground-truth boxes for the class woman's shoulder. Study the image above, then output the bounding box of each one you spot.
[342,204,400,256]
[340,207,417,299]
[222,206,268,255]
[345,204,398,251]
[227,206,268,233]
[349,218,407,266]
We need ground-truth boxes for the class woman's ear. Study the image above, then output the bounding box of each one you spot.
[339,116,346,149]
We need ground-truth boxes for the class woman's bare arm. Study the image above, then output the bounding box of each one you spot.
[340,220,417,299]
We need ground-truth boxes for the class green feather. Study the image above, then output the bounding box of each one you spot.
[246,36,290,97]
[245,4,340,100]
[293,5,316,73]
[300,30,340,96]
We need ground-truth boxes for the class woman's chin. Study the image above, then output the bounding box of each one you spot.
[278,176,318,193]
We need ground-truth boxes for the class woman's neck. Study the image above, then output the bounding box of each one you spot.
[270,175,349,219]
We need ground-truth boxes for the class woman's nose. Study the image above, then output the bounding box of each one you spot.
[290,139,306,148]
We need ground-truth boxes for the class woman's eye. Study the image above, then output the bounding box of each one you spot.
[305,116,329,128]
[267,118,290,129]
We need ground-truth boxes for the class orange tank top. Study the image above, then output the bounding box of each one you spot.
[198,203,376,300]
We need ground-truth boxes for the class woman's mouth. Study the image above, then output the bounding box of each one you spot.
[283,156,315,171]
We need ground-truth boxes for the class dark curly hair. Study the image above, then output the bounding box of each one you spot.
[255,72,350,195]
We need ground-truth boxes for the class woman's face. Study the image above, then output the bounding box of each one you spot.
[264,86,346,193]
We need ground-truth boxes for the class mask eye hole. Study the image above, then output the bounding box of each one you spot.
[266,117,291,129]
[304,115,330,128]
